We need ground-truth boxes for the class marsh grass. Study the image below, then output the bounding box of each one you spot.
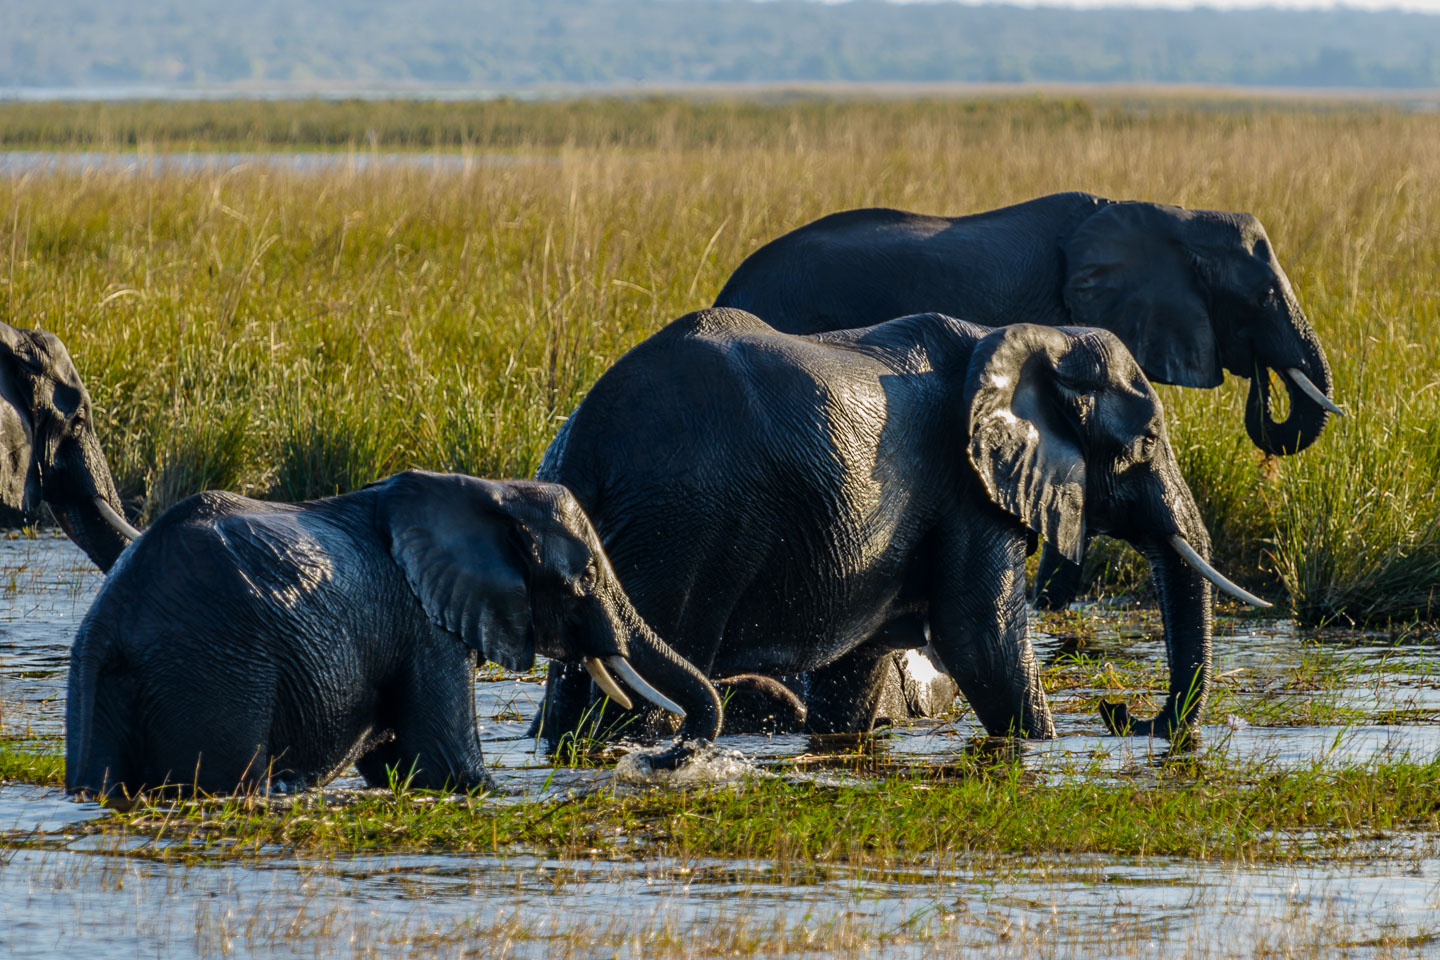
[0,742,64,785]
[2,97,1439,622]
[30,753,1440,865]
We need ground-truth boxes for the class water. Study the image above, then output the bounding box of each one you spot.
[3,533,1439,957]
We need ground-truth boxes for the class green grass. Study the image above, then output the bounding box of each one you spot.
[1,96,1438,622]
[0,743,65,786]
[31,754,1440,865]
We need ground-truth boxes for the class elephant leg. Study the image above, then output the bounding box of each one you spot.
[141,708,276,795]
[929,517,1055,739]
[1033,537,1089,611]
[361,644,492,793]
[805,647,897,735]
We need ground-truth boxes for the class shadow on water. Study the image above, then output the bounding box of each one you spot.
[3,535,1439,957]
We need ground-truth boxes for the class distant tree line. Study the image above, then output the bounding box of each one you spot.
[6,0,1440,90]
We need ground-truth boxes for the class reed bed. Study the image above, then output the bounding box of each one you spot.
[2,96,1438,623]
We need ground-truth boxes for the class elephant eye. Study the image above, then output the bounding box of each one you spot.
[52,383,82,418]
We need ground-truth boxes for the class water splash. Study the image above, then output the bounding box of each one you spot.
[612,741,763,787]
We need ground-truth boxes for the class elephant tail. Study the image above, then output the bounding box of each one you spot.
[65,623,134,803]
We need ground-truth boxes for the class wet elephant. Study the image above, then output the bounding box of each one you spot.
[531,309,1269,743]
[66,471,719,801]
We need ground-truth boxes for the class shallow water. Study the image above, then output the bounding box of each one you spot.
[3,533,1439,957]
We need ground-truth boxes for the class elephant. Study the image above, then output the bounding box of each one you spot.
[65,470,722,802]
[0,321,139,570]
[712,192,1342,612]
[531,308,1269,743]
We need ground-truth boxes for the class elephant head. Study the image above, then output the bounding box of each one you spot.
[1062,201,1342,456]
[382,471,723,740]
[0,322,137,571]
[968,325,1268,737]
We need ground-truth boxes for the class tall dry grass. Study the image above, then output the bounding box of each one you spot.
[2,96,1437,622]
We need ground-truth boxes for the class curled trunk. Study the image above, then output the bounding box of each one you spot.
[1244,322,1336,457]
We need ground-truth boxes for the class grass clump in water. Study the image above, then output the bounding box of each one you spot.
[0,743,65,786]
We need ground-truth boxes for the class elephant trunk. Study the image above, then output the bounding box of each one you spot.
[1100,539,1214,740]
[612,595,724,743]
[1244,305,1337,457]
[46,430,136,573]
[1099,473,1221,740]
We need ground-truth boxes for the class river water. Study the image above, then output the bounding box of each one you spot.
[2,532,1438,958]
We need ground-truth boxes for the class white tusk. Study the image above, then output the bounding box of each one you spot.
[607,656,686,718]
[582,657,633,710]
[1284,368,1344,417]
[1168,535,1272,609]
[92,498,141,541]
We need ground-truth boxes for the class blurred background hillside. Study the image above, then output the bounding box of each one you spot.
[6,0,1440,93]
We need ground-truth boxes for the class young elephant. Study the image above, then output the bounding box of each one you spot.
[66,471,721,801]
[0,321,138,570]
[534,309,1270,743]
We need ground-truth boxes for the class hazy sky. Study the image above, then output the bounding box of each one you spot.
[872,0,1440,9]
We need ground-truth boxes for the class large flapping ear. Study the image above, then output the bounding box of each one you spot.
[966,325,1087,563]
[1062,201,1222,389]
[383,471,540,672]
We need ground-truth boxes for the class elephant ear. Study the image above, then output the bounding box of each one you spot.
[1062,201,1222,389]
[383,471,540,672]
[966,325,1087,564]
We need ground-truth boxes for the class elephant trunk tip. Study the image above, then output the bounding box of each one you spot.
[1246,363,1336,457]
[1098,700,1199,745]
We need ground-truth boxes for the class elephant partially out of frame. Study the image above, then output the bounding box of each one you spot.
[0,321,138,569]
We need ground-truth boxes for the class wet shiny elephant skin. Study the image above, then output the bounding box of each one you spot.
[66,471,720,800]
[714,192,1339,613]
[533,309,1237,744]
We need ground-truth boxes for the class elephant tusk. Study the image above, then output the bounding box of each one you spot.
[1168,535,1272,609]
[93,497,141,541]
[607,656,686,718]
[1284,368,1344,417]
[582,657,634,711]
